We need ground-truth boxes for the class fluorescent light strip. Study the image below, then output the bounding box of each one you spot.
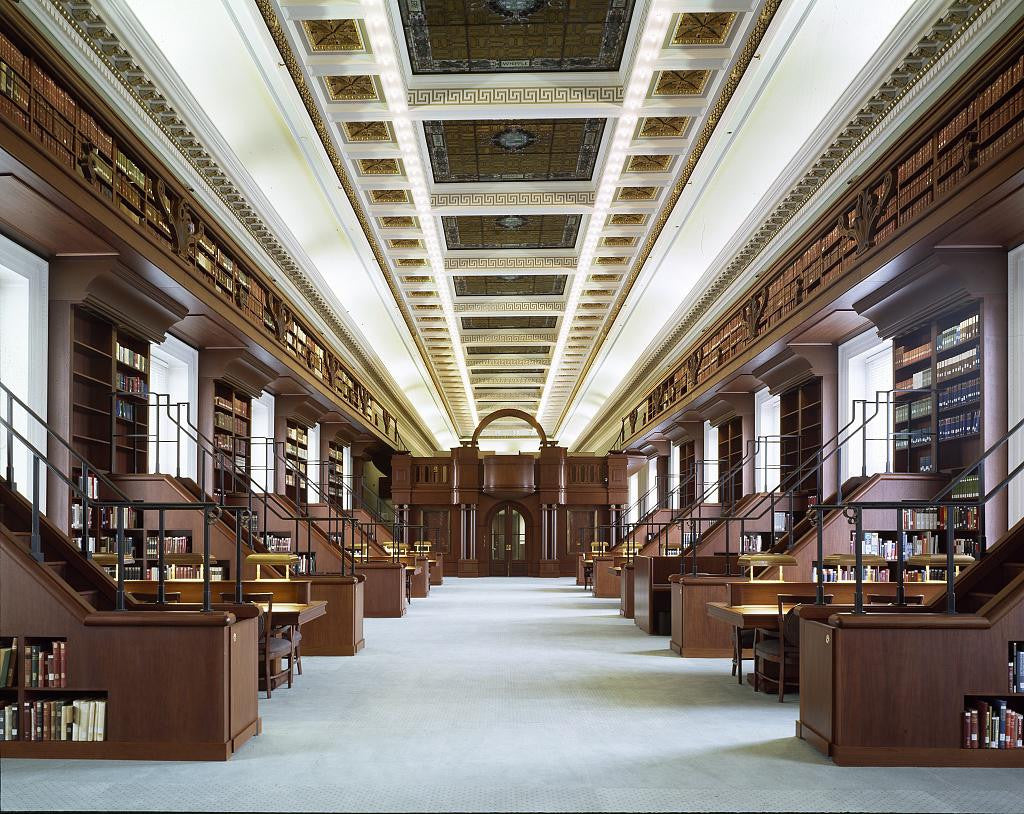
[362,0,479,429]
[536,2,672,423]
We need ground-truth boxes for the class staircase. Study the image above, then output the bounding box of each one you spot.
[934,516,1024,614]
[1,477,125,611]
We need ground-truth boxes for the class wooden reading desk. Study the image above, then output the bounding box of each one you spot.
[706,602,787,686]
[256,599,327,629]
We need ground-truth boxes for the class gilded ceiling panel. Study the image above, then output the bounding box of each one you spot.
[442,214,581,250]
[671,12,736,46]
[462,316,559,329]
[424,119,605,183]
[398,0,636,74]
[454,275,567,297]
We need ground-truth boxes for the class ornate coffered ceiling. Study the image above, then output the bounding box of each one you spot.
[255,0,774,442]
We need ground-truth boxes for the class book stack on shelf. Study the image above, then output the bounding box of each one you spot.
[265,534,293,553]
[779,378,823,499]
[212,382,251,495]
[284,421,309,504]
[679,440,697,507]
[325,440,345,504]
[739,533,768,553]
[894,303,984,475]
[716,416,743,508]
[0,638,108,744]
[145,534,190,556]
[963,698,1023,750]
[1010,642,1024,693]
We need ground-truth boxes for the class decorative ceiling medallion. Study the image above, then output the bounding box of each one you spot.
[369,189,410,204]
[359,158,403,176]
[608,213,647,225]
[442,214,582,250]
[639,116,690,138]
[615,186,659,201]
[491,125,537,153]
[301,19,364,52]
[601,236,637,247]
[342,121,392,142]
[390,238,423,249]
[653,69,710,96]
[324,75,379,101]
[424,119,605,183]
[671,12,737,46]
[379,216,417,228]
[454,275,567,297]
[626,154,674,173]
[397,0,637,74]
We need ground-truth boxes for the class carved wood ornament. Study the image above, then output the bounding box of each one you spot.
[838,171,894,255]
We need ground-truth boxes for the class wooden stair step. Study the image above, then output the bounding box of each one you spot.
[44,560,68,577]
[78,589,100,606]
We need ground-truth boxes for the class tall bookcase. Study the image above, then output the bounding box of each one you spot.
[780,378,823,492]
[679,439,696,507]
[717,417,743,508]
[212,381,251,496]
[893,302,982,476]
[284,420,309,504]
[325,439,345,506]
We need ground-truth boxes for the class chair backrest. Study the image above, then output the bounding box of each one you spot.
[777,594,832,647]
[220,592,274,644]
[867,593,925,605]
[132,591,182,603]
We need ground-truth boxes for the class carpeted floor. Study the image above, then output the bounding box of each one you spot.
[1,577,1022,812]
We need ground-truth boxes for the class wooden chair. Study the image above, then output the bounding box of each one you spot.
[131,591,181,603]
[753,593,831,702]
[867,593,924,605]
[583,562,594,590]
[222,592,293,698]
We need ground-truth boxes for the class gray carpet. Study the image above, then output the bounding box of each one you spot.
[2,577,1022,812]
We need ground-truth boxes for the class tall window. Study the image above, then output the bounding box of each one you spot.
[250,392,275,493]
[627,471,639,525]
[839,331,894,481]
[703,421,719,503]
[646,456,658,512]
[669,441,680,509]
[148,335,198,480]
[754,388,782,492]
[306,423,321,504]
[1009,244,1024,525]
[0,236,47,508]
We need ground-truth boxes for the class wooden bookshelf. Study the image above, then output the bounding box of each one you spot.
[325,439,345,507]
[779,377,823,493]
[212,381,251,496]
[284,420,309,504]
[679,439,696,507]
[717,416,743,508]
[893,302,982,477]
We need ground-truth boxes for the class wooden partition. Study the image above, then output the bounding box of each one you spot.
[1,536,259,760]
[304,574,364,656]
[619,563,635,618]
[669,574,746,657]
[592,554,626,598]
[635,555,741,635]
[356,560,407,617]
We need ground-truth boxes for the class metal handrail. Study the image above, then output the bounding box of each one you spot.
[0,387,249,611]
[812,415,1023,614]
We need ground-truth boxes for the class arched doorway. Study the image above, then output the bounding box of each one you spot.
[489,502,529,576]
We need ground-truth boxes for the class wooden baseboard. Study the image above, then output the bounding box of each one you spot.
[669,640,682,654]
[303,638,366,656]
[795,720,830,756]
[0,737,238,761]
[830,744,1024,767]
[231,718,260,754]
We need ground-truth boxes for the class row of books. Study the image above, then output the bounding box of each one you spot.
[285,443,308,460]
[813,566,891,583]
[894,398,931,425]
[936,313,979,352]
[895,367,932,392]
[214,412,248,434]
[266,536,293,553]
[936,347,978,381]
[938,410,980,440]
[0,704,18,741]
[116,372,146,396]
[0,640,19,687]
[899,507,980,532]
[286,425,308,443]
[115,343,146,372]
[938,377,980,411]
[24,641,67,688]
[852,532,907,561]
[894,429,932,449]
[71,505,141,531]
[951,473,981,500]
[1010,643,1024,693]
[78,472,100,499]
[21,699,106,742]
[145,535,190,555]
[963,699,1023,749]
[739,534,767,553]
[894,341,930,368]
[114,399,135,421]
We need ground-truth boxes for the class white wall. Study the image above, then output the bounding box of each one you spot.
[1009,245,1024,525]
[306,422,321,504]
[0,236,48,507]
[838,330,893,481]
[148,335,198,480]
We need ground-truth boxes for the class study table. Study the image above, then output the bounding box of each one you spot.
[705,602,785,686]
[256,600,327,689]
